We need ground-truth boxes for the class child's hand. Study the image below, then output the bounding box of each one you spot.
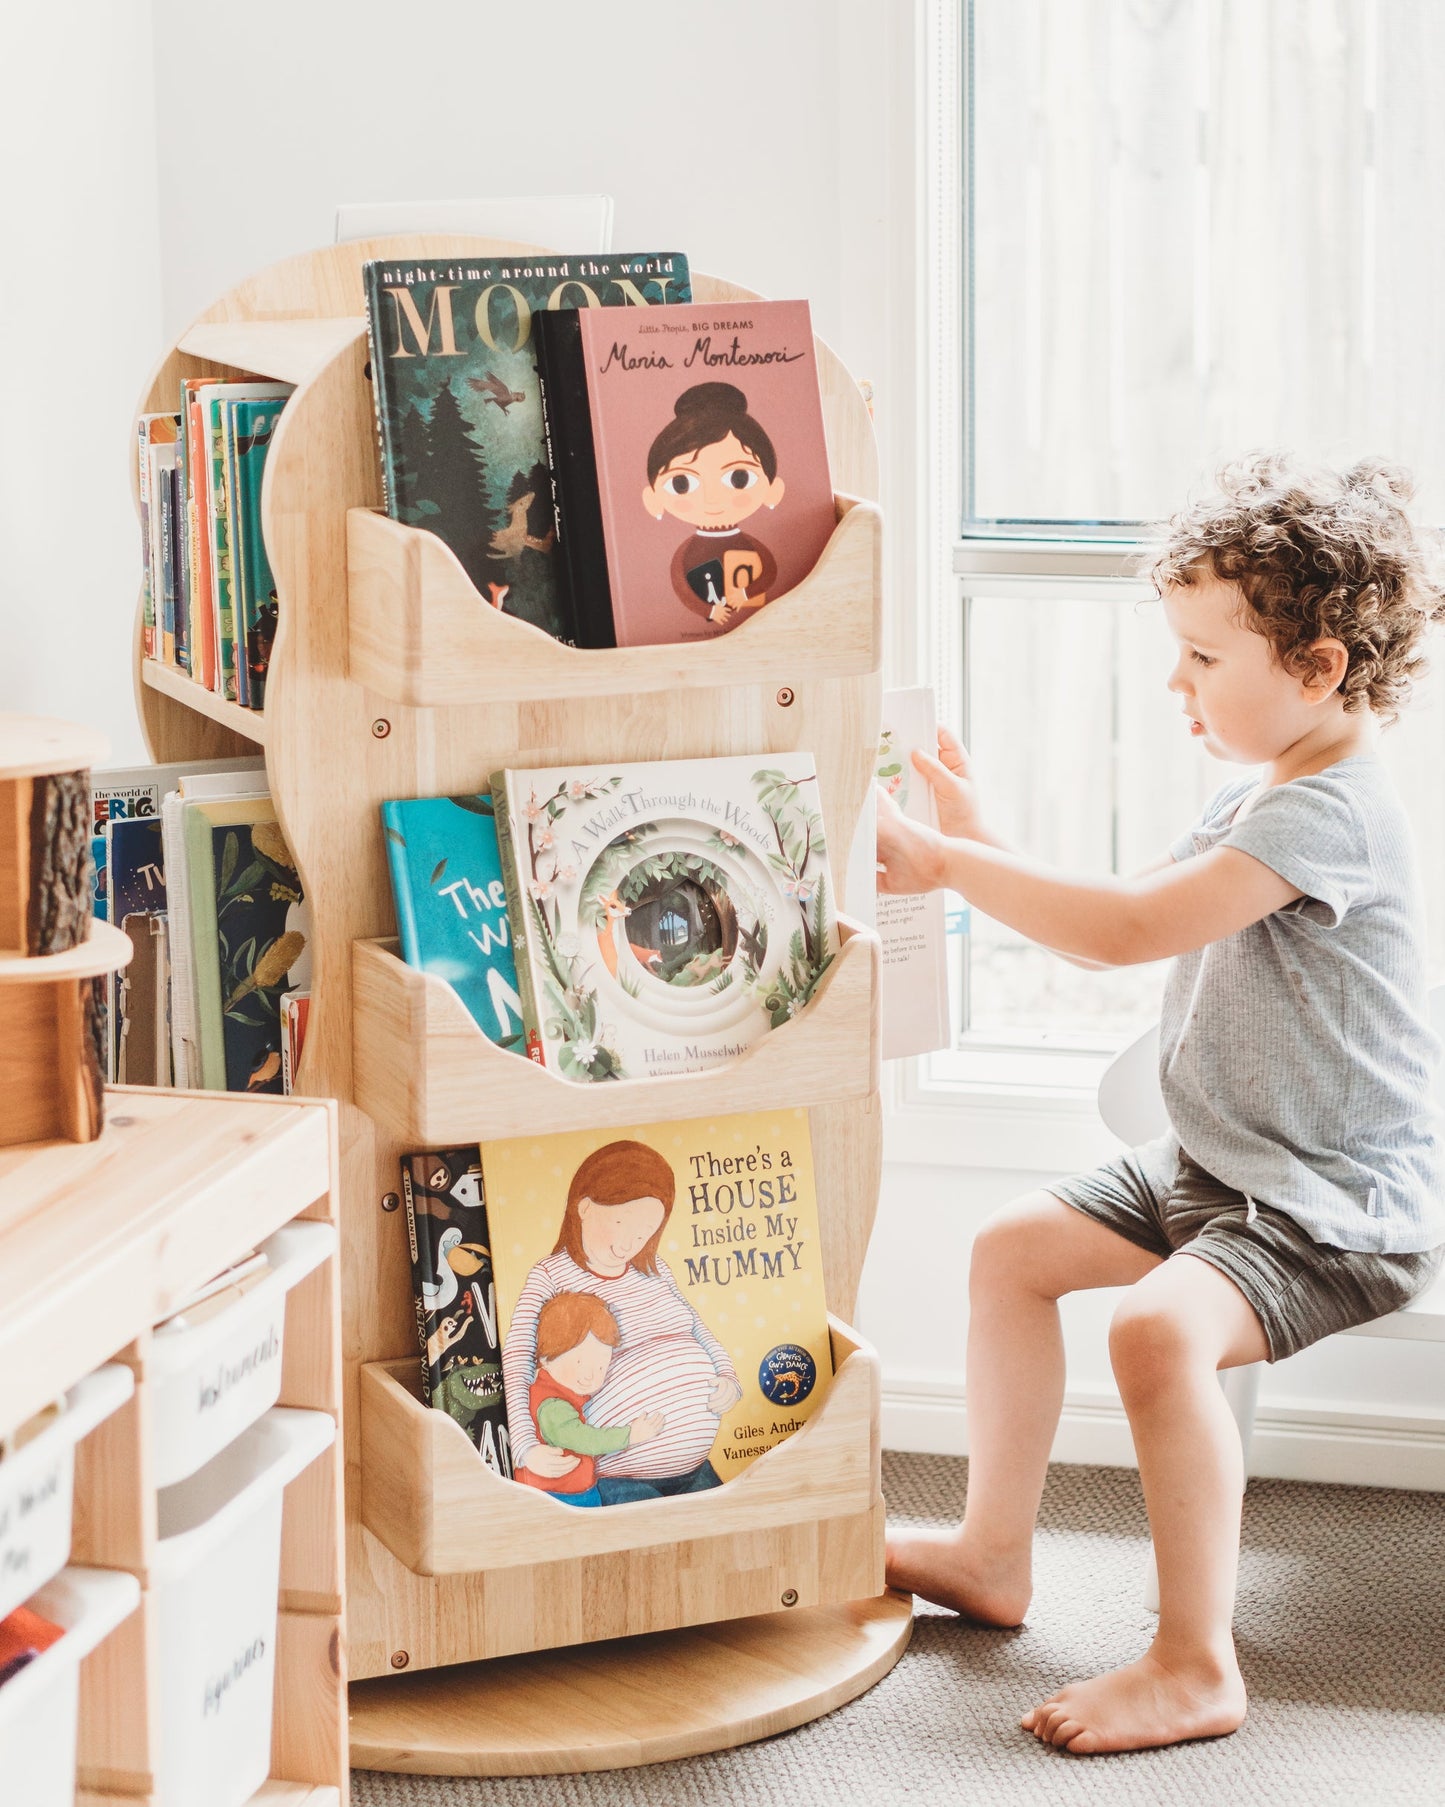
[876,785,947,895]
[628,1411,666,1445]
[917,727,995,845]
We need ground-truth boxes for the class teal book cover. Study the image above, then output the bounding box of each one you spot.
[381,793,526,1054]
[362,252,691,643]
[232,397,287,707]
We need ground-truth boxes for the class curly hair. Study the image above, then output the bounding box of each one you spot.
[1144,453,1445,722]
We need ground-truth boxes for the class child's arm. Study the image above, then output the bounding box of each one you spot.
[877,759,1300,968]
[536,1398,664,1452]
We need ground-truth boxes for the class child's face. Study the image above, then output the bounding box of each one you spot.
[642,432,785,529]
[542,1332,613,1397]
[1162,572,1344,765]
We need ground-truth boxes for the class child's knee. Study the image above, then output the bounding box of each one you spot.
[1108,1291,1201,1392]
[969,1191,1073,1300]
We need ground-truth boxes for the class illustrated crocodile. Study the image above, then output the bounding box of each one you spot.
[436,1357,504,1432]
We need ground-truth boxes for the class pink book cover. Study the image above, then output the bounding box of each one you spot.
[578,299,836,647]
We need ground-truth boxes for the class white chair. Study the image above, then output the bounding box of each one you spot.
[1096,986,1445,1609]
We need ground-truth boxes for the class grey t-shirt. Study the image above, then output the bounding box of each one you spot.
[1162,756,1444,1253]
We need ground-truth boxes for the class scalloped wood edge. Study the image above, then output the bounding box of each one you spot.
[360,1318,877,1575]
[0,918,133,984]
[352,915,879,1143]
[347,494,882,707]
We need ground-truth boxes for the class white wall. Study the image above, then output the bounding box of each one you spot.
[0,7,163,764]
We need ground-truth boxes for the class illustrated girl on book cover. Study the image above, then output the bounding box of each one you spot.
[501,1139,743,1502]
[641,382,784,631]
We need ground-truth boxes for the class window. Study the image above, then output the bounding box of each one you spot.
[928,0,1445,1093]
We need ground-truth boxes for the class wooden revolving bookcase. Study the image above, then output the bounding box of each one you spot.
[130,236,910,1777]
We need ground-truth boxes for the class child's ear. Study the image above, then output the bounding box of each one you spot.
[1300,637,1349,699]
[642,485,665,519]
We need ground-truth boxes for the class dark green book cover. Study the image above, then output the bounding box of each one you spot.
[362,252,691,644]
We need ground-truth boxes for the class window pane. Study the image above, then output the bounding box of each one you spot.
[970,0,1445,527]
[962,587,1218,1040]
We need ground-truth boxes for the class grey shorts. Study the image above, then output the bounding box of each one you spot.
[1049,1137,1445,1361]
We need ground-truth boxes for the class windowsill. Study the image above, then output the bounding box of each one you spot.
[882,1045,1125,1175]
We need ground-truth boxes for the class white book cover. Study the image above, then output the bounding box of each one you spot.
[493,751,840,1082]
[90,756,264,835]
[877,689,951,1060]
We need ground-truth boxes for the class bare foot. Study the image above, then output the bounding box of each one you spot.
[1021,1648,1247,1754]
[885,1526,1030,1626]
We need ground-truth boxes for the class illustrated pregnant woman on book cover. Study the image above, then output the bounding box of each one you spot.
[503,1138,744,1502]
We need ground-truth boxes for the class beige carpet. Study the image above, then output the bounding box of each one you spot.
[352,1450,1445,1805]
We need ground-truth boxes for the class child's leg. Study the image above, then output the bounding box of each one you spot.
[1024,1252,1268,1752]
[886,1190,1160,1624]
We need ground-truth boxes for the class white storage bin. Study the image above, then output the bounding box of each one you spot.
[0,1364,134,1623]
[150,1219,335,1487]
[0,1564,140,1807]
[152,1405,334,1807]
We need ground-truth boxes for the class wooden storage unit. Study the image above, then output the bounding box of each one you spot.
[130,235,909,1776]
[0,1085,347,1806]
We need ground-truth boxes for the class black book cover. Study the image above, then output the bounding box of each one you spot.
[533,307,617,651]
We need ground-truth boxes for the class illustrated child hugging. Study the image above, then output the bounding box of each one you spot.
[642,381,784,629]
[517,1293,665,1509]
[876,454,1445,1756]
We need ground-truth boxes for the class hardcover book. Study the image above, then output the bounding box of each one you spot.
[184,798,308,1093]
[400,1147,512,1478]
[876,688,951,1060]
[381,793,525,1053]
[90,756,265,836]
[362,252,691,643]
[533,297,834,648]
[491,751,839,1081]
[137,414,180,660]
[224,392,291,706]
[482,1108,832,1503]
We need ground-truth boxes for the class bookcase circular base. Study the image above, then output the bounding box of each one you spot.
[348,1590,913,1778]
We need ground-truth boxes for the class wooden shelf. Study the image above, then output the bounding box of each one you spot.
[0,917,132,985]
[347,493,882,707]
[352,915,879,1144]
[140,657,267,746]
[349,1591,912,1777]
[179,318,366,387]
[360,1318,877,1578]
[0,1087,332,1429]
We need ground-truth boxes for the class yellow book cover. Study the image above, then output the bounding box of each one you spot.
[482,1107,832,1506]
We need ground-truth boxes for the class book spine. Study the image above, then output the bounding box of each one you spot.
[489,773,547,1066]
[362,265,396,518]
[137,423,155,659]
[241,420,279,710]
[157,461,177,665]
[535,310,615,649]
[380,803,422,968]
[186,390,217,690]
[400,1163,435,1406]
[171,461,191,675]
[213,400,241,705]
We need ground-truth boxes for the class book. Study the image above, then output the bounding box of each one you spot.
[108,816,167,1083]
[380,793,525,1054]
[90,756,266,835]
[169,457,190,674]
[400,1147,512,1477]
[875,689,951,1060]
[183,798,307,1093]
[491,751,839,1081]
[482,1108,832,1500]
[151,441,179,664]
[137,413,180,659]
[227,395,290,706]
[117,913,170,1085]
[280,989,309,1093]
[180,376,220,691]
[533,297,834,649]
[362,252,691,643]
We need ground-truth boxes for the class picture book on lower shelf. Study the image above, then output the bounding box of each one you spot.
[401,1146,511,1478]
[482,1107,833,1505]
[490,751,840,1082]
[381,792,525,1054]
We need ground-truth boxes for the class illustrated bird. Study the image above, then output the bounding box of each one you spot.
[246,1044,283,1090]
[468,370,525,412]
[489,492,557,558]
[421,1225,492,1312]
